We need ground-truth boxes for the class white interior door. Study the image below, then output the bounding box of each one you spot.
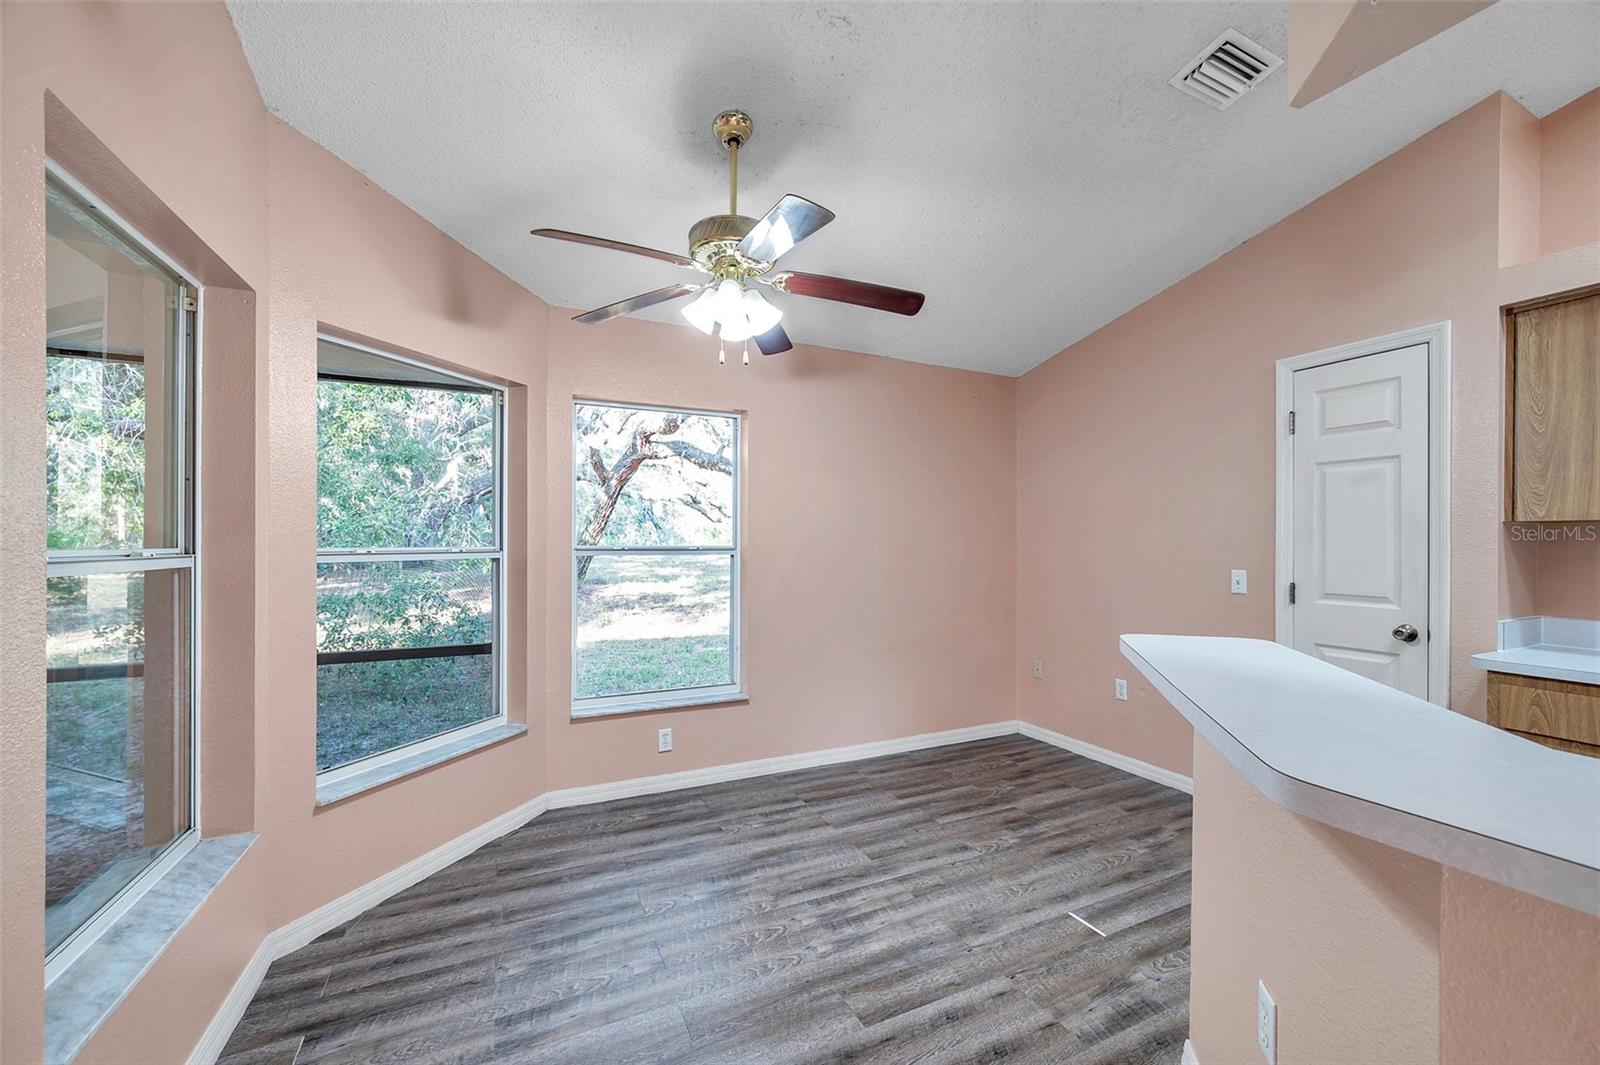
[1291,343,1430,697]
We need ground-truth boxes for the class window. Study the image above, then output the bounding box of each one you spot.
[44,173,198,968]
[315,336,505,779]
[572,401,741,714]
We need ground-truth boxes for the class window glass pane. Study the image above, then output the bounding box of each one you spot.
[574,404,735,548]
[317,378,496,550]
[46,181,181,552]
[575,553,732,700]
[46,569,191,954]
[316,559,496,772]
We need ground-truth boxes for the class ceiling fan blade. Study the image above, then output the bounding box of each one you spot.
[773,271,925,316]
[532,228,701,270]
[753,323,793,356]
[736,195,836,264]
[572,283,702,324]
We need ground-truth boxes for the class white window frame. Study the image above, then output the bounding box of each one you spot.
[571,399,744,718]
[42,165,202,985]
[312,335,508,789]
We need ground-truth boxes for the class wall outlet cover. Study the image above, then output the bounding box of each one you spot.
[1257,980,1276,1064]
[657,728,672,753]
[1115,678,1129,701]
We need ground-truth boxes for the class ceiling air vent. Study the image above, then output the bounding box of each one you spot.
[1170,29,1283,110]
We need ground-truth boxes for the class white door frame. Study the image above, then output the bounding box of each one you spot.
[1274,321,1451,707]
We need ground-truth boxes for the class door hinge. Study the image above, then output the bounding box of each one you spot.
[1288,581,1296,604]
[1288,410,1296,435]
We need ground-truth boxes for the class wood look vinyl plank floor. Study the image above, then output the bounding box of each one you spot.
[218,737,1192,1065]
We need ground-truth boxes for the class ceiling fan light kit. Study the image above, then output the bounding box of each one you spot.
[532,109,925,362]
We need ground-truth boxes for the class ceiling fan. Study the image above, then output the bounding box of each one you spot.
[532,109,925,362]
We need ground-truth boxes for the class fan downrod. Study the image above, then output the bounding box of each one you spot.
[690,109,759,269]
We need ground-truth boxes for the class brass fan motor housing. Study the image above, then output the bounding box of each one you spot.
[688,213,758,269]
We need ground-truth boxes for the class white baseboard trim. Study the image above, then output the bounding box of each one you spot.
[191,716,1182,1062]
[1181,1038,1200,1065]
[1018,720,1193,794]
[188,791,549,1064]
[544,720,1018,811]
[188,939,272,1065]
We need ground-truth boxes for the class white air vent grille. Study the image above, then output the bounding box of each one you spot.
[1170,29,1283,110]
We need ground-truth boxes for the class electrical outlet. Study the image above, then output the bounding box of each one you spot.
[1231,569,1248,595]
[1257,980,1276,1064]
[1115,678,1129,701]
[657,728,672,753]
[1032,659,1044,680]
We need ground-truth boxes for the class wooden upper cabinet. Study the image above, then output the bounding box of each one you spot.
[1508,291,1600,522]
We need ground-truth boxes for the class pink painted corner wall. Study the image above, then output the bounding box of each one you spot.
[1538,88,1600,259]
[1017,96,1510,775]
[76,119,559,1065]
[541,314,1018,789]
[1190,734,1600,1065]
[1,5,270,1062]
[1188,738,1443,1064]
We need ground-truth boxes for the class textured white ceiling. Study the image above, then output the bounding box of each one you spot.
[227,1,1600,376]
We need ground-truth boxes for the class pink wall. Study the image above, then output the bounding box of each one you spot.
[1188,739,1443,1064]
[76,120,558,1064]
[1191,735,1600,1064]
[1017,95,1517,776]
[1,5,270,1062]
[1439,868,1600,1063]
[1538,89,1600,259]
[542,314,1018,789]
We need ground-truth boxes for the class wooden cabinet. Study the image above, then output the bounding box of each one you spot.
[1487,671,1600,758]
[1505,290,1600,521]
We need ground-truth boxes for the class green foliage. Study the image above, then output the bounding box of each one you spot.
[318,380,495,550]
[46,357,150,551]
[317,560,491,653]
[313,379,500,766]
[316,657,491,771]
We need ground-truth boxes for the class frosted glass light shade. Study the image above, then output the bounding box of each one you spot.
[680,288,718,334]
[741,288,782,334]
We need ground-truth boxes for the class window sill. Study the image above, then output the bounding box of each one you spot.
[45,832,256,1064]
[315,722,528,807]
[572,691,750,720]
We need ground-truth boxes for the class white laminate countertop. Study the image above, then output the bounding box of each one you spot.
[1120,634,1600,917]
[1470,615,1600,685]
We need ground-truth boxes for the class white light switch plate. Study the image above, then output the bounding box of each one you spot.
[1115,678,1129,701]
[1231,569,1248,595]
[657,728,672,753]
[1032,659,1044,679]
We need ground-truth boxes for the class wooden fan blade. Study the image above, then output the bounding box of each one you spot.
[753,323,793,356]
[572,283,702,324]
[736,195,835,264]
[532,228,701,270]
[774,272,925,316]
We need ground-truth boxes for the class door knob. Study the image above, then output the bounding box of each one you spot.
[1392,623,1420,644]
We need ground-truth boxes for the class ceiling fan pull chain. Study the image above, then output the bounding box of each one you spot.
[718,337,726,365]
[742,340,750,366]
